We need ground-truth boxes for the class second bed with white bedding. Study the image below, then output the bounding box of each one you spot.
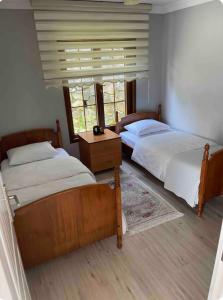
[121,129,221,207]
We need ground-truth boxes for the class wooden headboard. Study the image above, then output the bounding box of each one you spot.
[115,104,161,134]
[0,120,63,162]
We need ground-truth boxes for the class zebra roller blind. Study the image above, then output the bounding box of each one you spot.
[32,0,151,88]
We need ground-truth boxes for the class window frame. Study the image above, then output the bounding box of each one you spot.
[64,80,136,143]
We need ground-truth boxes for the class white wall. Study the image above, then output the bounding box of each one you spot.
[136,14,164,112]
[161,0,223,144]
[0,10,79,156]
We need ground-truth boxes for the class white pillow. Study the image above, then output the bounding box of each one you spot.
[124,119,170,136]
[7,142,57,166]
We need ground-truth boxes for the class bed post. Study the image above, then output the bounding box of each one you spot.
[198,144,210,217]
[158,104,162,121]
[114,166,122,249]
[56,120,63,148]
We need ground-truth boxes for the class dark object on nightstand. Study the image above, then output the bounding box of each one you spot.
[78,129,121,173]
[93,125,104,135]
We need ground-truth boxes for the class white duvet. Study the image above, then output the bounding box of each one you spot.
[1,152,128,234]
[1,155,96,209]
[2,156,94,191]
[164,145,222,207]
[131,130,219,207]
[132,130,214,181]
[1,151,128,234]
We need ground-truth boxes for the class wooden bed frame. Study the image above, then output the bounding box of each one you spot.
[115,105,223,217]
[0,121,122,268]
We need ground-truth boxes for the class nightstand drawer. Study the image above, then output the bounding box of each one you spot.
[90,140,121,172]
[90,139,120,157]
[91,156,118,172]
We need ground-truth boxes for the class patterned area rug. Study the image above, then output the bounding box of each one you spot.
[102,173,183,235]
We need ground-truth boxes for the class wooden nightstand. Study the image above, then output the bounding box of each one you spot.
[78,129,122,173]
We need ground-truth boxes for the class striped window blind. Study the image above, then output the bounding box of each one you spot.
[32,0,151,88]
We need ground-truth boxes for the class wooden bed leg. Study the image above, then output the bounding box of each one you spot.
[197,144,210,217]
[114,166,122,249]
[197,200,204,217]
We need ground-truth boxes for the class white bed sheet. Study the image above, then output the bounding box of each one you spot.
[8,173,96,209]
[132,130,215,182]
[120,130,171,149]
[54,148,70,158]
[164,145,222,207]
[131,130,219,207]
[1,148,96,209]
[120,131,139,148]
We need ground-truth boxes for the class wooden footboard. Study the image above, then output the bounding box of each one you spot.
[198,145,223,216]
[14,168,122,268]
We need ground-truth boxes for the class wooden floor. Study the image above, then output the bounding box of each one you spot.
[26,158,223,300]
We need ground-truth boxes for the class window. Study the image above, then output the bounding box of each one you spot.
[64,81,136,142]
[33,1,148,142]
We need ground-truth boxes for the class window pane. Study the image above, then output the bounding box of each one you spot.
[115,101,126,120]
[85,105,97,131]
[67,80,128,136]
[103,82,114,103]
[70,87,83,107]
[72,107,86,133]
[115,82,125,102]
[83,84,95,105]
[104,103,115,126]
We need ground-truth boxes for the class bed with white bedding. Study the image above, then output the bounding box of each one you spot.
[164,144,222,207]
[1,147,127,234]
[116,109,223,215]
[1,148,96,209]
[131,130,219,207]
[132,130,215,182]
[0,121,123,267]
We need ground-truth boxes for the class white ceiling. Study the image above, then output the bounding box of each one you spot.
[87,0,175,3]
[0,0,215,13]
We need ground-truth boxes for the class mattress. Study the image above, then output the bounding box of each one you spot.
[1,148,96,210]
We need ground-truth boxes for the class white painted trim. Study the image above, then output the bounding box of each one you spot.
[151,0,215,14]
[0,0,216,13]
[208,221,223,300]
